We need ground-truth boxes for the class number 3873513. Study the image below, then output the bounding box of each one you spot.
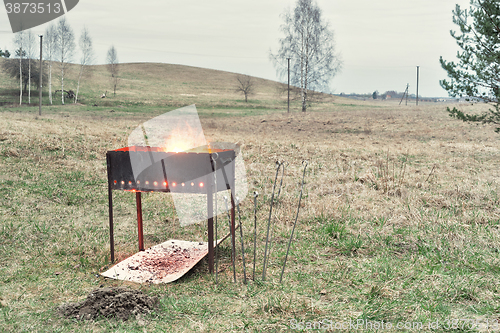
[5,2,61,14]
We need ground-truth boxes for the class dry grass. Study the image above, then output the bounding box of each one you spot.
[0,59,290,109]
[0,90,500,331]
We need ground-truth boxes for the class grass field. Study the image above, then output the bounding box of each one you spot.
[0,58,288,109]
[1,62,500,332]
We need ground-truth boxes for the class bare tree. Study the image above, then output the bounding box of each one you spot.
[270,0,342,112]
[106,45,119,96]
[235,75,255,102]
[75,27,94,103]
[44,23,58,105]
[13,30,25,104]
[55,17,75,105]
[25,30,36,104]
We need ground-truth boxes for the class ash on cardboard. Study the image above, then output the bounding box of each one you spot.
[101,239,220,284]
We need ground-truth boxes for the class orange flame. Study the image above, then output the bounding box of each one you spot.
[161,122,208,153]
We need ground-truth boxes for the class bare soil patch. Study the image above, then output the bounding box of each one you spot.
[58,287,158,321]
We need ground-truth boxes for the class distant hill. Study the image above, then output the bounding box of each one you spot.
[0,59,293,108]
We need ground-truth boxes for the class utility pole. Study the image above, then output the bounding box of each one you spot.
[39,35,42,116]
[406,84,409,105]
[287,57,290,113]
[399,83,409,106]
[416,66,420,106]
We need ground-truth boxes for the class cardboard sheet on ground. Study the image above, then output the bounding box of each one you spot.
[101,237,227,284]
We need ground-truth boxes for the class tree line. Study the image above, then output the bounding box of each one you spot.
[0,48,11,58]
[3,0,337,111]
[2,17,119,105]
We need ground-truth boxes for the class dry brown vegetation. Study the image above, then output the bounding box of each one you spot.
[0,64,500,331]
[0,59,287,108]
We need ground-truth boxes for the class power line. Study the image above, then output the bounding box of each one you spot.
[346,64,421,69]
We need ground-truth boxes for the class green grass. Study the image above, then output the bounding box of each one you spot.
[1,146,498,331]
[1,62,500,331]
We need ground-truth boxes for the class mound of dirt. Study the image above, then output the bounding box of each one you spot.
[58,287,159,321]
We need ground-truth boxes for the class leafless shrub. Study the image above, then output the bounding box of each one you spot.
[235,75,255,102]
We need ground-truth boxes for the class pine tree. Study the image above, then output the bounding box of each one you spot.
[440,0,500,132]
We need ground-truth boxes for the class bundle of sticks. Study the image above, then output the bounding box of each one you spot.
[213,160,308,284]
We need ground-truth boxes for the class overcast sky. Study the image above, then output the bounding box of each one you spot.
[1,0,470,97]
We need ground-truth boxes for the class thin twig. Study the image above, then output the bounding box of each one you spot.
[265,162,286,271]
[280,161,308,283]
[236,198,247,284]
[425,164,436,183]
[224,196,237,283]
[262,161,283,281]
[252,191,258,281]
[215,182,218,284]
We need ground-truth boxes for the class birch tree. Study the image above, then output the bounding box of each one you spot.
[13,30,25,105]
[106,45,119,96]
[25,30,36,104]
[270,0,342,112]
[75,27,94,103]
[44,24,58,105]
[55,17,75,105]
